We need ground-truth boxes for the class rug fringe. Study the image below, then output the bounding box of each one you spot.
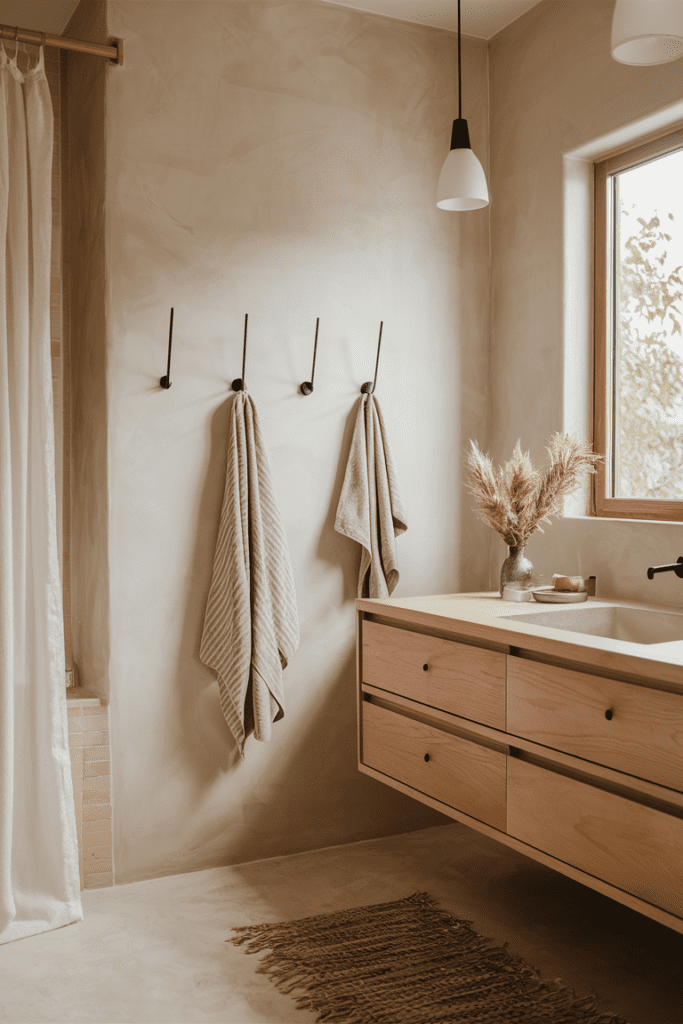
[228,892,629,1024]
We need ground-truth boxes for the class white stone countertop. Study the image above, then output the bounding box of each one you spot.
[357,592,683,690]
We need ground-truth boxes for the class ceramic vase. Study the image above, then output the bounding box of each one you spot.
[500,545,533,596]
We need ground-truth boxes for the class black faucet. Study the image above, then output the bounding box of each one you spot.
[647,556,683,580]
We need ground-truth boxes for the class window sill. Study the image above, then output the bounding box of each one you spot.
[565,513,683,526]
[66,686,107,707]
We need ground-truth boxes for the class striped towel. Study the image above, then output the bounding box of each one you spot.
[335,393,407,598]
[200,391,299,757]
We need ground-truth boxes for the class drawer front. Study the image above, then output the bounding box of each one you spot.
[361,701,506,831]
[508,758,683,917]
[362,620,506,730]
[507,658,683,791]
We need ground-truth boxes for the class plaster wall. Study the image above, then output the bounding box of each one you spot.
[75,0,491,883]
[65,0,111,697]
[488,0,683,603]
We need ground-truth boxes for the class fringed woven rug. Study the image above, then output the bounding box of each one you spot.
[228,892,629,1024]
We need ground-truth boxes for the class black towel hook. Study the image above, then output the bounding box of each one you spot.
[300,318,320,395]
[232,314,248,392]
[361,321,383,394]
[160,307,174,389]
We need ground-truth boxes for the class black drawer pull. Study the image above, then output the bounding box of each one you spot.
[605,708,614,721]
[423,664,429,671]
[424,753,430,762]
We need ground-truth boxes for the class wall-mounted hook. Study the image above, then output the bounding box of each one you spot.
[300,318,320,395]
[361,321,383,395]
[160,307,174,389]
[232,314,248,391]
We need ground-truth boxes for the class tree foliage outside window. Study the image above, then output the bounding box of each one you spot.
[614,162,683,500]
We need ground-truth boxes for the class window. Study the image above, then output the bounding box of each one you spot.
[594,128,683,521]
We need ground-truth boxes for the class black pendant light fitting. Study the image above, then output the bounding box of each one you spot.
[436,0,489,211]
[450,0,470,153]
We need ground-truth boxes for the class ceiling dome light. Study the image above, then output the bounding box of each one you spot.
[436,0,489,211]
[612,0,683,65]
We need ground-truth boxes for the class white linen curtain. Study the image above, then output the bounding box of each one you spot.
[0,43,82,944]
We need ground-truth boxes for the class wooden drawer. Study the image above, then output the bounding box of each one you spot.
[508,758,683,917]
[362,620,506,729]
[361,700,506,830]
[507,658,683,791]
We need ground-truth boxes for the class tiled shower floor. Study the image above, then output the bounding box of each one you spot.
[0,822,681,1023]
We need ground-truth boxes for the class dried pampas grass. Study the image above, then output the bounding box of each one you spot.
[466,434,602,548]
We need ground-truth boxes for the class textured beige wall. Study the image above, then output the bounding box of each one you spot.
[488,0,683,603]
[93,0,491,882]
[65,0,111,697]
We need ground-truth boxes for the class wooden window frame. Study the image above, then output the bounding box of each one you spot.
[593,126,683,522]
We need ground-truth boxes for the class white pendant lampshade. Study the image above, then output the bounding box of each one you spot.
[437,146,489,211]
[612,0,683,65]
[436,0,489,211]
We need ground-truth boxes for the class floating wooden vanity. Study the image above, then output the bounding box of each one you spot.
[356,593,683,934]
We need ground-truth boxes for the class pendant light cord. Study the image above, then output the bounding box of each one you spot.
[458,0,462,120]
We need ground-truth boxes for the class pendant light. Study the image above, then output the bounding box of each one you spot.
[611,0,683,65]
[436,0,489,211]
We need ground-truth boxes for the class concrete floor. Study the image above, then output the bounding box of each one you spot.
[1,822,682,1024]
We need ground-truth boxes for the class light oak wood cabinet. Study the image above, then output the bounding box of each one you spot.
[362,619,506,728]
[507,758,683,919]
[507,657,683,791]
[357,603,683,934]
[362,701,507,831]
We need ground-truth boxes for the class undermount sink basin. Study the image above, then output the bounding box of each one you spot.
[502,604,683,645]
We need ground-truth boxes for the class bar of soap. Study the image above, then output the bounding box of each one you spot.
[552,573,585,592]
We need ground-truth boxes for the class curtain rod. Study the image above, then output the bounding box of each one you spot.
[0,23,122,64]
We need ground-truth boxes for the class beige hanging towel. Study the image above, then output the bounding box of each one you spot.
[335,393,407,598]
[200,391,299,757]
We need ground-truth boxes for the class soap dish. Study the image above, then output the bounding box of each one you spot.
[502,585,533,602]
[531,587,588,604]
